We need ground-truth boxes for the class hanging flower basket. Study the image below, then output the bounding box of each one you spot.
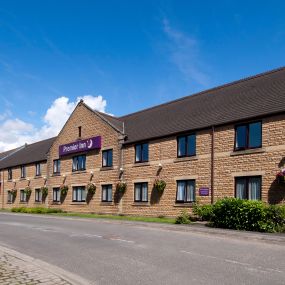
[11,189,17,201]
[116,182,127,194]
[60,184,68,196]
[276,170,285,184]
[24,186,32,199]
[41,186,48,198]
[87,183,96,195]
[153,179,166,193]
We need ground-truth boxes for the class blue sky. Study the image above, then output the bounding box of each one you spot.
[0,0,284,150]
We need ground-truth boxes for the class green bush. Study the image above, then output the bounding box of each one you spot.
[175,210,191,224]
[193,204,214,221]
[11,207,63,214]
[210,198,285,232]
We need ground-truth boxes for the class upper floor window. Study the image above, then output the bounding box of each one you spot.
[134,182,148,202]
[102,149,113,167]
[78,126,82,138]
[235,176,261,200]
[53,159,61,174]
[135,143,148,163]
[20,165,26,178]
[35,163,41,176]
[8,168,12,180]
[72,186,86,202]
[102,185,112,202]
[235,121,262,151]
[176,180,195,203]
[72,155,86,172]
[177,134,196,157]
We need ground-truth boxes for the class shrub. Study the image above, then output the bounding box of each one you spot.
[11,207,63,214]
[60,184,68,196]
[193,204,214,221]
[210,198,285,232]
[175,210,191,224]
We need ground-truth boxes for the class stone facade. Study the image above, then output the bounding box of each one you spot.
[0,101,284,217]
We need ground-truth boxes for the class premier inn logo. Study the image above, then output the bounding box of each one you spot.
[59,136,101,156]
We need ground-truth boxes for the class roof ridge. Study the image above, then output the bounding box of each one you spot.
[119,66,285,119]
[24,136,57,147]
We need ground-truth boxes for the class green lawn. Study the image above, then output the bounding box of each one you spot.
[7,207,176,224]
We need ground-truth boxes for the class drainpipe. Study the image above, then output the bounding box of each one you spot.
[211,126,215,204]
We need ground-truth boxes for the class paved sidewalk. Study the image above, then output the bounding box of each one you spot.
[0,245,89,285]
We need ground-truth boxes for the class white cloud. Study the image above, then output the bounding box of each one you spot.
[162,18,209,86]
[0,94,108,151]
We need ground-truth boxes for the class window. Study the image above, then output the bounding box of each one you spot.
[134,182,148,202]
[102,149,113,167]
[235,121,262,150]
[8,168,12,180]
[72,186,86,202]
[20,165,26,178]
[53,159,60,174]
[177,134,196,157]
[135,143,148,163]
[176,180,195,203]
[35,188,42,202]
[235,176,261,200]
[53,187,60,202]
[102,185,112,202]
[7,191,13,203]
[20,190,27,202]
[72,155,86,171]
[35,163,41,176]
[78,126,82,138]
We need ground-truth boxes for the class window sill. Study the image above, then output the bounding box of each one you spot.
[100,202,113,206]
[174,202,195,207]
[100,167,114,171]
[19,178,26,181]
[34,175,42,179]
[7,179,12,182]
[51,173,61,177]
[230,148,265,156]
[174,156,198,163]
[34,201,42,204]
[70,202,86,205]
[6,202,13,204]
[132,162,150,167]
[132,202,150,206]
[19,202,27,204]
[71,170,87,175]
[51,201,61,205]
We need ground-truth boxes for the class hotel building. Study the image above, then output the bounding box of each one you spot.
[0,67,284,216]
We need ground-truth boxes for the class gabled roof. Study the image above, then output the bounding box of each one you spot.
[0,137,56,169]
[119,67,285,144]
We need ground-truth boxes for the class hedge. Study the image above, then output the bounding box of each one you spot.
[192,198,285,232]
[11,207,63,214]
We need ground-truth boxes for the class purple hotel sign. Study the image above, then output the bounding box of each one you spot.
[59,136,101,156]
[199,187,210,196]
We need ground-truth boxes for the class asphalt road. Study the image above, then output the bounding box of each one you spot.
[0,212,284,285]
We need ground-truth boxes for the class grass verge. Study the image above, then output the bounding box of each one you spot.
[9,207,176,224]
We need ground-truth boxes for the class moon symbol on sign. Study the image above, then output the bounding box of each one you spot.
[87,139,93,149]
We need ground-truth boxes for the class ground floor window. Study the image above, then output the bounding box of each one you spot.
[53,187,60,202]
[72,186,86,202]
[20,190,27,202]
[102,185,112,202]
[176,180,195,203]
[134,182,148,202]
[235,176,261,200]
[7,191,13,203]
[35,188,42,202]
